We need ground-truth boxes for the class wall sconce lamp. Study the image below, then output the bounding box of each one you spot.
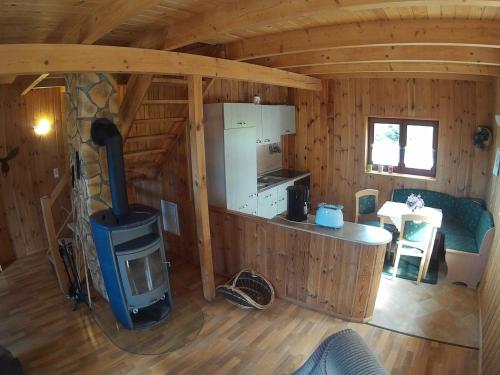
[34,117,52,136]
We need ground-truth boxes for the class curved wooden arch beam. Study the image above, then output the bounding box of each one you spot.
[0,44,321,91]
[248,46,500,69]
[224,19,500,61]
[287,62,500,76]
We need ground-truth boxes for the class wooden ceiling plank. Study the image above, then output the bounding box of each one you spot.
[159,1,500,51]
[60,0,162,44]
[248,46,500,68]
[288,62,500,76]
[0,44,322,91]
[224,19,500,61]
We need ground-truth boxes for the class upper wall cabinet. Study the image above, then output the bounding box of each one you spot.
[223,103,261,129]
[260,105,282,144]
[280,105,296,135]
[257,104,296,145]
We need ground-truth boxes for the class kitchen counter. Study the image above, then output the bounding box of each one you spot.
[209,207,390,322]
[257,169,310,192]
[270,214,392,246]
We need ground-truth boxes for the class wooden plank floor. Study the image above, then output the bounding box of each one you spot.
[0,255,478,375]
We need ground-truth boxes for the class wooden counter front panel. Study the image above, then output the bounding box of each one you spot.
[209,209,386,321]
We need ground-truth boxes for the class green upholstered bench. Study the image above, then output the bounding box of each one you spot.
[392,189,495,288]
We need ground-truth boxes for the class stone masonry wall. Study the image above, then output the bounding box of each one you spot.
[65,73,119,299]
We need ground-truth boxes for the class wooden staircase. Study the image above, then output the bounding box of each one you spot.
[122,75,214,180]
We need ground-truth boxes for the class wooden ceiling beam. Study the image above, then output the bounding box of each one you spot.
[224,19,500,61]
[160,1,500,51]
[0,44,321,91]
[288,62,500,76]
[248,46,500,68]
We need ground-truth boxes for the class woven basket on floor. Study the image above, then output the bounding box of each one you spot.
[216,269,275,309]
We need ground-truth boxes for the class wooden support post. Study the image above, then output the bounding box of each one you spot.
[187,74,215,301]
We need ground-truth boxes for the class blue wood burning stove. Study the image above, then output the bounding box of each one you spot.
[89,119,173,330]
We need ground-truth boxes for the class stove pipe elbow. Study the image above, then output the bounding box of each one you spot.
[90,118,129,217]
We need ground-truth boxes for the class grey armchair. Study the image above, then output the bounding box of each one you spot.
[292,329,388,375]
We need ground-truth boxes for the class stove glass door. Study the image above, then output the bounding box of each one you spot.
[125,249,165,296]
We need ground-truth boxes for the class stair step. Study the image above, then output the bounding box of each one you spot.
[127,133,177,142]
[124,149,168,158]
[142,99,188,105]
[133,117,185,126]
[152,77,187,85]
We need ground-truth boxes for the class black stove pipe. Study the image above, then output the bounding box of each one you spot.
[90,118,129,217]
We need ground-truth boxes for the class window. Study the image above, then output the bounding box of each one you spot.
[367,117,438,177]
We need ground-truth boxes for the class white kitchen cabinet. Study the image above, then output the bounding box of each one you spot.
[204,103,258,215]
[257,187,278,219]
[224,127,258,211]
[276,181,294,214]
[280,105,296,135]
[223,103,261,130]
[260,105,282,145]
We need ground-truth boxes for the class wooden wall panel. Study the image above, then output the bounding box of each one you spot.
[284,78,495,220]
[480,78,500,375]
[0,85,66,258]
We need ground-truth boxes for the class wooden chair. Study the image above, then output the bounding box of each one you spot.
[392,214,435,285]
[355,189,379,224]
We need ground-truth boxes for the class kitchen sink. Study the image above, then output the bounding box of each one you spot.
[257,175,288,190]
[257,175,288,184]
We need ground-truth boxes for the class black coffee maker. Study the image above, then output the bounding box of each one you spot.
[286,185,310,222]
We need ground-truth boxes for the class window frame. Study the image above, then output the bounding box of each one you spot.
[367,117,439,177]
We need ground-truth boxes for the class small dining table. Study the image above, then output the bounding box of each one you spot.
[377,201,443,278]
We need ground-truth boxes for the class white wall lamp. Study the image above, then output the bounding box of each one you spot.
[34,117,52,136]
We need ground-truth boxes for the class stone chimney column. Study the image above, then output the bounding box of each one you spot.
[65,73,119,299]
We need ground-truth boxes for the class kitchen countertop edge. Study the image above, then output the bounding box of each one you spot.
[269,215,393,246]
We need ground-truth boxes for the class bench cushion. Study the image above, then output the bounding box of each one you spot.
[475,210,494,249]
[392,188,455,217]
[441,219,472,237]
[444,234,478,253]
[393,188,494,255]
[452,198,484,234]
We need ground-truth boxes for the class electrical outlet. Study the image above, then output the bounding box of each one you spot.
[53,168,59,179]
